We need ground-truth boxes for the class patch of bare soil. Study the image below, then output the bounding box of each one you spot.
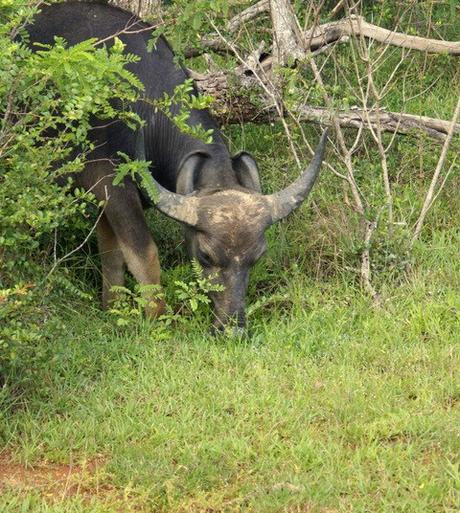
[0,451,109,498]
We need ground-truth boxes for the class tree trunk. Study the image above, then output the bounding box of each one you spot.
[269,0,304,65]
[108,0,161,18]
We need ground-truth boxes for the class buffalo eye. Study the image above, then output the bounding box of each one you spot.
[197,248,213,267]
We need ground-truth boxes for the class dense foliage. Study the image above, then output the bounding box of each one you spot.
[0,1,144,368]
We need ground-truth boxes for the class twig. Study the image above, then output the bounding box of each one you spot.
[95,18,157,46]
[330,0,345,18]
[208,17,303,168]
[351,16,395,225]
[411,97,460,245]
[185,0,270,58]
[309,59,364,215]
[46,188,110,279]
[361,219,380,304]
[308,35,381,302]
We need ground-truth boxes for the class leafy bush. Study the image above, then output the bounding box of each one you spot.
[0,1,218,376]
[0,0,143,372]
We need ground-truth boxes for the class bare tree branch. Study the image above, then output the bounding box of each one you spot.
[361,219,380,303]
[193,11,460,57]
[304,15,460,55]
[228,0,269,33]
[330,0,345,18]
[46,189,110,279]
[411,97,460,245]
[295,105,460,141]
[185,0,270,58]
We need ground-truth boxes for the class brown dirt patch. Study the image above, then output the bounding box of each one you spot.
[0,451,108,498]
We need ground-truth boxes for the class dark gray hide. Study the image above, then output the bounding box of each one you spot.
[27,1,328,330]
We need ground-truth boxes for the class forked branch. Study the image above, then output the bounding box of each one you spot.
[310,15,460,56]
[191,10,460,57]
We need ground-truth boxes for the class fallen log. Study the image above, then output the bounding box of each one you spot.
[191,69,460,141]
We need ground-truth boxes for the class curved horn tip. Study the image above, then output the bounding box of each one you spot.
[142,174,200,227]
[316,128,329,157]
[267,130,329,223]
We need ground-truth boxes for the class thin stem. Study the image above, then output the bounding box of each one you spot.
[411,97,460,245]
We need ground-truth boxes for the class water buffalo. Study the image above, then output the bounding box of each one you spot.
[27,2,328,330]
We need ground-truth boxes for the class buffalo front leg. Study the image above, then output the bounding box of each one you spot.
[119,237,166,319]
[97,213,125,310]
[105,188,166,319]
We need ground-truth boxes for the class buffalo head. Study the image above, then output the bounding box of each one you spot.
[144,130,328,330]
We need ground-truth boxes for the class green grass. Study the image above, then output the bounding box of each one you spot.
[1,228,459,512]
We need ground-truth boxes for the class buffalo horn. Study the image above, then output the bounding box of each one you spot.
[266,129,329,223]
[135,129,200,226]
[152,181,200,226]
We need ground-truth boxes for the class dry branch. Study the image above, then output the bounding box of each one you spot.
[412,97,460,244]
[191,70,460,142]
[192,11,460,58]
[311,15,460,55]
[294,106,460,141]
[228,0,269,33]
[185,0,270,57]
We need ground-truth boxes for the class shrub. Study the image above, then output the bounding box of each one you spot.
[0,0,142,372]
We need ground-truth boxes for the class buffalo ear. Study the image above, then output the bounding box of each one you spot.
[232,151,261,193]
[176,151,210,195]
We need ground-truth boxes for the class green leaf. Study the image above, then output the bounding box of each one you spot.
[192,13,202,31]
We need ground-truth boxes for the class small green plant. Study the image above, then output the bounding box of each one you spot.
[0,284,40,365]
[108,260,224,329]
[108,284,164,327]
[174,259,225,315]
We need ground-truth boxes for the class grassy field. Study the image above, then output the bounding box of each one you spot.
[1,225,460,512]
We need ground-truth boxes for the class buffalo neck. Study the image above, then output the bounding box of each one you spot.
[143,108,239,194]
